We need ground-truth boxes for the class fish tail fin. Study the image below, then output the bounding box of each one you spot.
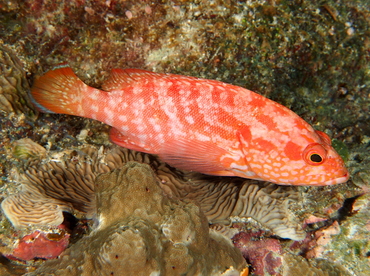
[30,66,87,115]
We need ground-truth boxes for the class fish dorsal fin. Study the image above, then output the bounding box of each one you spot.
[102,68,163,91]
[158,138,235,176]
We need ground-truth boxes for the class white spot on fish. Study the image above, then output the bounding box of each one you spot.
[133,86,143,94]
[252,164,262,169]
[103,107,115,125]
[185,115,194,124]
[91,104,99,112]
[136,124,147,133]
[108,97,117,106]
[184,106,191,113]
[263,164,272,171]
[150,122,159,133]
[120,126,129,132]
[137,134,147,141]
[89,92,99,101]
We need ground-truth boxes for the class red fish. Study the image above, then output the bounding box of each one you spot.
[30,67,349,186]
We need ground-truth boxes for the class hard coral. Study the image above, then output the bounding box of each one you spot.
[2,145,305,241]
[25,162,247,275]
[0,44,35,116]
[181,175,305,241]
[1,146,99,228]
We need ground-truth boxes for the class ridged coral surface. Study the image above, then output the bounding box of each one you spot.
[24,162,247,276]
[0,45,35,116]
[2,145,305,241]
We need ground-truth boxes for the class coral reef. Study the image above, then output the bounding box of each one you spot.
[0,0,369,275]
[0,44,35,116]
[181,175,305,241]
[24,162,247,275]
[232,230,354,276]
[1,143,305,241]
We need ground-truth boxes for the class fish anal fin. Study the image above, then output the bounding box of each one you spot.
[102,68,162,91]
[158,139,233,176]
[109,128,150,153]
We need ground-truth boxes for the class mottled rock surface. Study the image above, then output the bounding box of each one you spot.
[282,254,352,276]
[26,162,247,275]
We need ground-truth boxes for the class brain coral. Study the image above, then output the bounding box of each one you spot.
[2,144,305,241]
[24,162,247,275]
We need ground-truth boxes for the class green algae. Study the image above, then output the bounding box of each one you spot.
[332,139,349,162]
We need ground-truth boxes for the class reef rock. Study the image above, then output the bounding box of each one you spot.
[233,230,283,275]
[282,253,352,276]
[6,229,70,261]
[25,162,247,276]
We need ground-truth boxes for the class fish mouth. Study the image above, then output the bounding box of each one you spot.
[319,172,350,186]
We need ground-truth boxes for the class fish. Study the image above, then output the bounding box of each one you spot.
[30,66,349,186]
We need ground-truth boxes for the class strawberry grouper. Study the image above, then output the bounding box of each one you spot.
[30,66,349,186]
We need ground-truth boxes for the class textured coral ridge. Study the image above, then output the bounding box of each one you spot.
[2,145,305,241]
[0,44,35,116]
[25,162,247,276]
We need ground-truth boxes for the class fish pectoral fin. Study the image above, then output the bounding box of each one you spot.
[102,68,163,91]
[109,128,150,153]
[158,138,231,175]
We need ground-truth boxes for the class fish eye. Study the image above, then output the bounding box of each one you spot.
[310,153,323,163]
[303,143,327,166]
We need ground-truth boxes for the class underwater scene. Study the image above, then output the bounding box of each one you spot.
[0,0,369,275]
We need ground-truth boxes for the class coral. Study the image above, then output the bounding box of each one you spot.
[305,221,341,259]
[319,193,370,276]
[1,190,73,228]
[0,0,368,274]
[282,254,352,276]
[180,175,305,241]
[24,162,247,275]
[12,138,47,160]
[1,146,98,228]
[290,220,342,259]
[1,145,305,241]
[5,229,69,261]
[0,44,35,116]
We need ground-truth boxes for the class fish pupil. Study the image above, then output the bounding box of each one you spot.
[310,153,323,163]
